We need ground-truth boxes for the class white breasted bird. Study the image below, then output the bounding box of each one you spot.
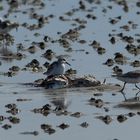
[44,58,71,77]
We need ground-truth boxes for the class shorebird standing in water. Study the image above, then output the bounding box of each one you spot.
[44,57,71,78]
[114,70,140,95]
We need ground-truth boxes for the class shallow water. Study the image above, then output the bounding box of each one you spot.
[0,0,140,140]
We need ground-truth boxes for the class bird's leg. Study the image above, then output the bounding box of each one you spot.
[121,91,127,101]
[135,83,140,90]
[135,90,140,97]
[119,82,126,92]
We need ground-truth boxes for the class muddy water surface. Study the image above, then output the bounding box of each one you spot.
[0,0,140,140]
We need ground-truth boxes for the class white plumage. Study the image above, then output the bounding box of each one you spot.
[44,58,70,77]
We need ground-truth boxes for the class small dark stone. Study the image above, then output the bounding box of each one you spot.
[80,122,89,128]
[16,53,24,60]
[5,103,17,109]
[89,97,96,102]
[9,66,20,72]
[86,14,92,18]
[0,115,6,121]
[31,108,42,113]
[38,42,46,49]
[43,36,51,42]
[78,40,86,44]
[57,123,70,130]
[117,114,127,123]
[32,131,39,136]
[114,52,126,64]
[104,107,109,112]
[7,71,13,77]
[42,111,50,117]
[43,61,50,68]
[127,112,136,117]
[65,68,77,75]
[2,124,12,130]
[130,60,140,67]
[89,40,100,48]
[8,116,20,124]
[27,46,36,54]
[93,93,103,96]
[96,115,112,124]
[112,66,123,75]
[16,98,32,102]
[26,59,40,68]
[70,112,83,118]
[42,49,54,60]
[102,115,112,124]
[122,36,134,43]
[103,59,114,67]
[97,47,106,55]
[137,112,140,115]
[94,99,104,108]
[6,108,20,115]
[136,2,140,7]
[110,37,116,44]
[109,19,118,24]
[44,128,56,135]
[41,124,52,130]
[79,0,86,10]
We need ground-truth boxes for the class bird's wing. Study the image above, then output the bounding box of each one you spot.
[123,71,140,78]
[46,61,58,74]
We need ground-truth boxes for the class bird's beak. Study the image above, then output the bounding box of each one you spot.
[66,61,71,66]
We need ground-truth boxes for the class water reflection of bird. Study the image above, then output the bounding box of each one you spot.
[113,70,140,94]
[44,58,71,77]
[51,97,71,110]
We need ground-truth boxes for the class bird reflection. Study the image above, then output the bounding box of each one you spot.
[51,96,71,110]
[46,89,72,110]
[115,94,140,110]
[0,47,14,62]
[120,90,140,101]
